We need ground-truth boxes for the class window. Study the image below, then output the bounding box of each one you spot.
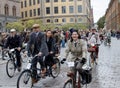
[47,19,50,23]
[69,6,74,13]
[70,18,74,22]
[54,0,58,2]
[21,1,23,8]
[69,0,73,1]
[38,8,40,15]
[37,0,40,4]
[24,0,27,7]
[62,6,66,13]
[29,0,32,6]
[21,12,24,18]
[78,5,82,13]
[54,7,58,14]
[62,0,66,2]
[30,10,32,17]
[12,6,16,16]
[78,18,82,22]
[46,7,50,14]
[25,11,27,17]
[4,4,9,15]
[33,0,36,5]
[55,19,59,22]
[46,0,50,2]
[62,18,66,22]
[34,9,36,16]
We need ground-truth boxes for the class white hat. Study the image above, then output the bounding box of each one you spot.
[10,29,16,32]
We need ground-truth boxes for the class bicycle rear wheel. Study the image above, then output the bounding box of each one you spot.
[51,58,60,78]
[17,70,32,88]
[63,79,73,88]
[6,59,15,78]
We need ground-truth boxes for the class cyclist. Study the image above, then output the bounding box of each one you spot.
[27,24,48,84]
[105,29,111,45]
[88,28,101,59]
[61,30,87,84]
[45,30,56,69]
[4,29,22,71]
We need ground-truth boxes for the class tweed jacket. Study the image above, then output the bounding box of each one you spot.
[65,39,87,61]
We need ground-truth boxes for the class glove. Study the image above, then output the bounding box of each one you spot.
[61,58,66,64]
[81,58,86,64]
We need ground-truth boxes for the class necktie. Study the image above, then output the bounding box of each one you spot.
[74,42,77,47]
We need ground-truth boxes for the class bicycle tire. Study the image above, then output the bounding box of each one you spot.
[63,79,73,88]
[17,70,32,88]
[6,59,15,78]
[51,58,60,78]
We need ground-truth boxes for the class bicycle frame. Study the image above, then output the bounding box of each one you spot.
[65,60,83,88]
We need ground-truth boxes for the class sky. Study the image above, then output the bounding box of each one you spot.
[91,0,110,23]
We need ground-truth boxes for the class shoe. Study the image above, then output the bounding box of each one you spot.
[32,78,38,84]
[17,67,21,72]
[81,80,86,85]
[52,64,57,69]
[67,72,74,77]
[41,68,46,78]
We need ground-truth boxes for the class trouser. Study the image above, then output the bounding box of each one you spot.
[15,50,21,67]
[61,39,65,48]
[31,56,45,79]
[45,54,56,67]
[95,46,99,58]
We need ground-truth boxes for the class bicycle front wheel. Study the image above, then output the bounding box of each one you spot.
[63,79,73,88]
[51,59,60,78]
[6,59,15,78]
[17,70,32,88]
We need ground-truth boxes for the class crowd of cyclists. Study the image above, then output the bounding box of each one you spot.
[0,23,118,87]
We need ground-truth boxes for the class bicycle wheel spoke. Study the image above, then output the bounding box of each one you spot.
[6,60,15,78]
[17,70,32,88]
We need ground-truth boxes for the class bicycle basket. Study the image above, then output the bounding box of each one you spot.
[82,69,92,84]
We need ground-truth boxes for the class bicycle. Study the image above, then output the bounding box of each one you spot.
[63,59,92,88]
[6,48,20,78]
[87,43,97,67]
[17,55,61,88]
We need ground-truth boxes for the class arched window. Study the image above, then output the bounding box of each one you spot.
[4,4,9,15]
[12,6,16,16]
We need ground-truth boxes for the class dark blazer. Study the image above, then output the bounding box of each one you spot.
[45,36,55,52]
[27,32,48,56]
[4,34,22,49]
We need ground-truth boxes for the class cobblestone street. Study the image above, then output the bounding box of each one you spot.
[0,38,120,88]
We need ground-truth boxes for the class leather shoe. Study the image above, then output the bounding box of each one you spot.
[32,78,38,84]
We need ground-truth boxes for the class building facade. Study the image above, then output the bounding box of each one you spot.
[0,0,21,31]
[21,0,93,28]
[105,0,120,30]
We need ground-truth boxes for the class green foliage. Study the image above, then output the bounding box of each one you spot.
[97,16,105,29]
[6,21,24,31]
[24,19,42,29]
[6,19,87,32]
[62,23,87,31]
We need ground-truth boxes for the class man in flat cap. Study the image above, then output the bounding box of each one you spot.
[4,29,22,71]
[27,24,48,84]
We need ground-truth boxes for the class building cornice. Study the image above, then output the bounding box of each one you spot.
[0,14,21,19]
[8,0,20,3]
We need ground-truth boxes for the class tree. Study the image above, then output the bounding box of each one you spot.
[6,21,24,31]
[62,23,87,31]
[24,19,42,29]
[97,16,105,29]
